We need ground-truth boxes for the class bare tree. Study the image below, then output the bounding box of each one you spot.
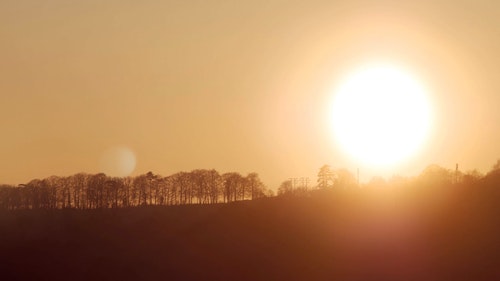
[278,180,293,196]
[247,173,265,200]
[0,169,268,210]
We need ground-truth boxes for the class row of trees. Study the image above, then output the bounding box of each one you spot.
[3,160,499,208]
[278,160,500,196]
[0,170,272,210]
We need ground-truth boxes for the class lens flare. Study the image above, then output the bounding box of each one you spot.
[99,146,136,177]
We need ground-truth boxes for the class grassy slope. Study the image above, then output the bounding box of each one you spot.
[1,188,499,281]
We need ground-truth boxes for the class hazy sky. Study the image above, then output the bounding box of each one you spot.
[1,0,499,188]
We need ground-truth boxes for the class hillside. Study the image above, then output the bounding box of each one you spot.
[1,187,500,281]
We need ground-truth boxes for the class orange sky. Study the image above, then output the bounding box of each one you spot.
[1,0,499,189]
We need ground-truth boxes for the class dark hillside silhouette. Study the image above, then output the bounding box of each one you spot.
[1,163,500,280]
[2,188,500,281]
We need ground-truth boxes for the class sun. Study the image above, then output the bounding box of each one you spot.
[331,63,432,167]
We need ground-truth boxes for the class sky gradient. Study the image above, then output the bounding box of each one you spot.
[1,0,499,189]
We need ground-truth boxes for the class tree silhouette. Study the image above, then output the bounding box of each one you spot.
[491,159,500,172]
[461,170,483,186]
[247,172,266,200]
[277,180,293,196]
[0,168,268,210]
[317,165,336,189]
[334,168,357,188]
[418,164,453,188]
[5,160,500,210]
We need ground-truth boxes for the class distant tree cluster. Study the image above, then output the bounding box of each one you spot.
[278,165,358,197]
[277,179,309,197]
[0,170,271,210]
[277,160,500,197]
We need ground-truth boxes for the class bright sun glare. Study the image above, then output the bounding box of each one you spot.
[331,63,432,167]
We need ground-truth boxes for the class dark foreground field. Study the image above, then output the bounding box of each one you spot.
[1,187,500,281]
